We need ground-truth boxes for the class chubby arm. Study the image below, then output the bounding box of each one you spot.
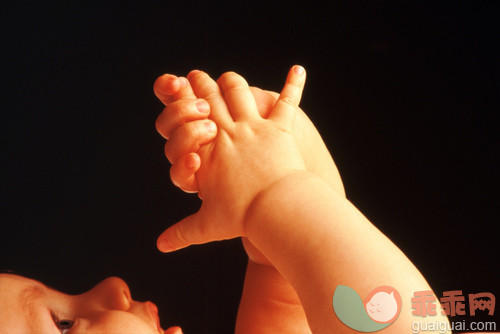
[154,69,312,333]
[153,68,449,333]
[244,172,450,333]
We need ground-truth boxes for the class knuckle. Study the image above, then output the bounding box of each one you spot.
[165,120,208,163]
[155,107,170,138]
[170,166,184,188]
[155,118,167,139]
[157,99,201,140]
[184,122,201,140]
[168,100,189,119]
[279,95,297,107]
[165,104,185,128]
[187,69,205,81]
[174,225,188,245]
[195,219,208,238]
[176,175,193,191]
[218,71,238,83]
[204,92,221,103]
[218,71,248,90]
[164,142,175,163]
[287,76,303,87]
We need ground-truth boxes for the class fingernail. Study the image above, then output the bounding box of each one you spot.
[196,100,209,113]
[164,77,176,89]
[205,120,216,132]
[294,65,305,76]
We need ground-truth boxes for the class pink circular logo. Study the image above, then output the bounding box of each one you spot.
[364,286,402,324]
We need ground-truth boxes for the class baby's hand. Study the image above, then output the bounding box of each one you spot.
[156,67,307,252]
[155,70,345,197]
[154,74,218,192]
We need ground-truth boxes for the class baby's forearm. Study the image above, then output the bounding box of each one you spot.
[244,171,450,333]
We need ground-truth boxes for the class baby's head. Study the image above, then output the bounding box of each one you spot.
[0,273,181,334]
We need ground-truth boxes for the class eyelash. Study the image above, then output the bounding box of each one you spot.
[50,310,74,334]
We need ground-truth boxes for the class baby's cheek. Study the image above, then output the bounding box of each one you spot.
[82,312,158,334]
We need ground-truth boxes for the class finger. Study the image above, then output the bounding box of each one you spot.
[269,65,306,125]
[155,98,210,140]
[164,326,183,334]
[187,70,233,127]
[217,72,259,121]
[154,75,196,105]
[157,199,242,251]
[164,119,217,163]
[157,209,211,252]
[170,153,200,193]
[154,74,179,105]
[172,77,196,101]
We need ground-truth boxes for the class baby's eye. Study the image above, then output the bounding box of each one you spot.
[56,319,74,334]
[51,313,74,334]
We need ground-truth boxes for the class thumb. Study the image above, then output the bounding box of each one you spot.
[157,208,212,252]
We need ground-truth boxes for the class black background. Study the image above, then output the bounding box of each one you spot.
[1,1,498,333]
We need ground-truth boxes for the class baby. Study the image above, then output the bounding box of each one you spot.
[153,66,452,333]
[0,67,451,333]
[0,273,181,334]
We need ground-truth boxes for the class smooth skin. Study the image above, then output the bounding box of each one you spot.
[153,67,451,333]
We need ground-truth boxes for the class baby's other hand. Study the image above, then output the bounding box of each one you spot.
[155,67,344,197]
[154,74,217,192]
[157,67,307,253]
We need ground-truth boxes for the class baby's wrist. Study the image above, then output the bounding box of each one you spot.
[243,171,324,242]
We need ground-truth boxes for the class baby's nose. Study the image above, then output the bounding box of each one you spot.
[91,276,132,311]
